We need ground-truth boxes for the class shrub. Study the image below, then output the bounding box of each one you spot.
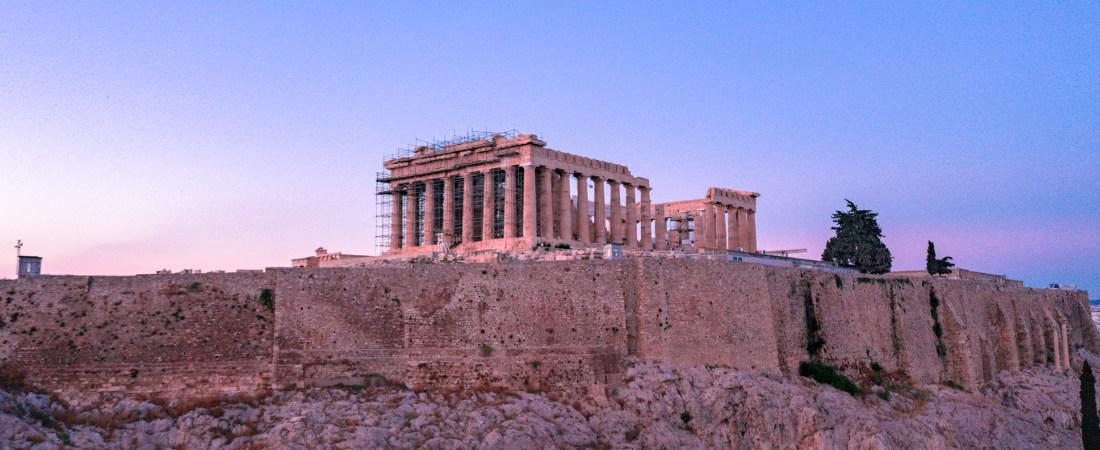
[259,289,275,312]
[188,282,202,292]
[804,290,825,357]
[479,343,493,357]
[929,289,947,357]
[799,361,859,395]
[680,411,692,424]
[833,275,843,289]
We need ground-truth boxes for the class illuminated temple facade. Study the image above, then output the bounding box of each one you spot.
[378,132,759,257]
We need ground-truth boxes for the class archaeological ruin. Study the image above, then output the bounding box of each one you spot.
[377,132,759,258]
[4,131,1096,414]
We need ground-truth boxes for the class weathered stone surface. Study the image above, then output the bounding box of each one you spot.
[0,260,1094,403]
[0,362,1088,449]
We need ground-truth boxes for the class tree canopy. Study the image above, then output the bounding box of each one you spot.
[821,200,892,274]
[926,241,955,275]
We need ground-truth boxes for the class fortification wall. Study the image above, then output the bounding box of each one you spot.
[272,262,626,394]
[0,273,275,403]
[1,260,1095,402]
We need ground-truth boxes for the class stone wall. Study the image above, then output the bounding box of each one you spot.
[271,262,626,394]
[1,260,1095,402]
[0,272,275,403]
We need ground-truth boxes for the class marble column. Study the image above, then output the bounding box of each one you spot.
[462,173,474,244]
[423,180,436,246]
[737,208,750,251]
[725,206,737,251]
[703,203,717,250]
[558,169,573,241]
[654,205,666,250]
[624,183,637,247]
[405,183,419,247]
[593,177,607,243]
[504,166,517,238]
[390,184,404,251]
[575,173,590,244]
[715,204,724,249]
[522,165,537,239]
[640,187,652,249]
[539,166,554,238]
[690,212,703,249]
[482,170,494,241]
[747,209,758,252]
[442,177,455,243]
[609,180,622,244]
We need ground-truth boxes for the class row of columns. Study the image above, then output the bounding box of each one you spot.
[390,166,756,253]
[391,165,655,250]
[691,203,756,252]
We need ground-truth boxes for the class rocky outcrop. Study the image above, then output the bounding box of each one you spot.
[1,362,1087,449]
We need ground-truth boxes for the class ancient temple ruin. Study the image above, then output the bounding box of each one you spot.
[375,131,759,257]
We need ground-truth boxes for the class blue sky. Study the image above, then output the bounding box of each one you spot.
[1,1,1097,294]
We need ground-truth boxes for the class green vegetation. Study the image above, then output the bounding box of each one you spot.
[188,282,202,292]
[804,290,825,357]
[1081,360,1100,449]
[833,274,843,289]
[929,289,947,357]
[926,241,955,275]
[529,360,541,369]
[821,200,893,274]
[479,343,494,357]
[680,411,693,424]
[799,361,859,395]
[259,289,275,312]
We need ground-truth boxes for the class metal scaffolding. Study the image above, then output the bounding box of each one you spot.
[375,171,394,254]
[375,130,524,253]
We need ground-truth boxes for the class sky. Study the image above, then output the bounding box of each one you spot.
[1,2,1097,294]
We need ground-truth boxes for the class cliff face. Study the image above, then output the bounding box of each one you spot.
[0,363,1086,449]
[0,259,1095,401]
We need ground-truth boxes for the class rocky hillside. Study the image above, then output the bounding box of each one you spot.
[1,362,1086,449]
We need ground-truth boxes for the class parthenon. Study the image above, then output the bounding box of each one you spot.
[378,132,759,257]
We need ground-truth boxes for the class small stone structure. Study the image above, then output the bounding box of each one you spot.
[16,255,41,278]
[887,268,1025,288]
[291,247,366,268]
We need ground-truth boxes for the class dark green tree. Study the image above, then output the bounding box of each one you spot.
[1083,360,1100,449]
[926,241,955,275]
[821,200,892,274]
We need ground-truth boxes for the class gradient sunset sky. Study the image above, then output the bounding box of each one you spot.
[2,2,1097,294]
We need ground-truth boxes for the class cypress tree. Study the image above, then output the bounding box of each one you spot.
[925,241,955,276]
[926,241,938,275]
[1082,360,1100,450]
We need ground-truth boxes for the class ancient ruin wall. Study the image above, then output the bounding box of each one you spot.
[1,260,1095,402]
[0,273,275,402]
[272,262,627,394]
